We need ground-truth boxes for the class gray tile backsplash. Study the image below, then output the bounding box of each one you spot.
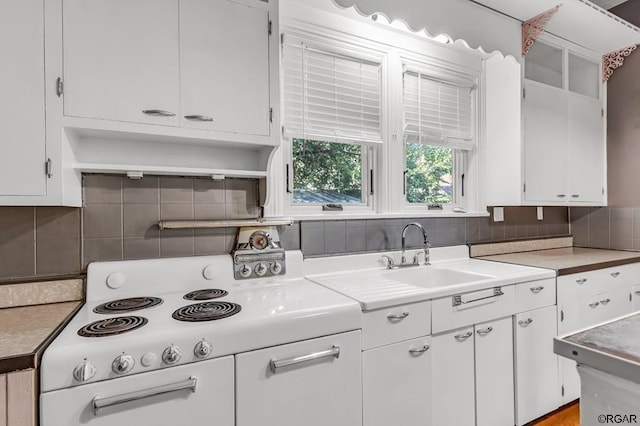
[570,206,640,251]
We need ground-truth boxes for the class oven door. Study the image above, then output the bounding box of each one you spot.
[40,356,233,426]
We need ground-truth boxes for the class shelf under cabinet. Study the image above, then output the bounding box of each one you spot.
[72,163,268,179]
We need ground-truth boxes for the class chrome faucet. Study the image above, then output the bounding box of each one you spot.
[401,222,430,266]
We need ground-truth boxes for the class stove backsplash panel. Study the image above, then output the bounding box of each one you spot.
[0,173,570,282]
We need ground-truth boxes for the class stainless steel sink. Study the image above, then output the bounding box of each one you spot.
[382,267,492,288]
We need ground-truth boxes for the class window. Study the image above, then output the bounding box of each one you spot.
[402,67,475,206]
[282,36,382,209]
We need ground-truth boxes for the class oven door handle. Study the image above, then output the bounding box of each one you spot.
[270,346,340,373]
[92,377,197,415]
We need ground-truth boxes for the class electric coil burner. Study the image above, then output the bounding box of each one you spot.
[172,301,241,322]
[183,289,228,300]
[93,296,163,314]
[77,316,148,338]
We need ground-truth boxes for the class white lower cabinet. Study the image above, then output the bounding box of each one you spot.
[632,284,640,311]
[514,306,560,425]
[235,331,362,426]
[432,317,514,426]
[363,336,432,426]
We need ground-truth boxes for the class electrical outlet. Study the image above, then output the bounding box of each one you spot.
[537,206,544,221]
[493,206,504,222]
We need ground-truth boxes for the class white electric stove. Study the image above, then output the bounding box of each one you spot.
[40,246,362,426]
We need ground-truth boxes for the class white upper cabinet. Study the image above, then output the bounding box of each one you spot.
[62,0,277,145]
[0,0,47,196]
[63,0,181,126]
[522,37,605,205]
[180,0,270,135]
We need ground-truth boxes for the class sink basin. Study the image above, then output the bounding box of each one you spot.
[382,267,491,288]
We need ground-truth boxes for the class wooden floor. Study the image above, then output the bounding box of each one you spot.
[530,401,580,426]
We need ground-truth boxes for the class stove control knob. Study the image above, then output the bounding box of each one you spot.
[270,261,283,275]
[239,264,252,278]
[194,340,213,359]
[112,354,135,375]
[162,345,182,365]
[254,262,268,276]
[73,360,96,382]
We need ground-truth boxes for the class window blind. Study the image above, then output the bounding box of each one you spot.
[283,39,382,144]
[403,70,475,150]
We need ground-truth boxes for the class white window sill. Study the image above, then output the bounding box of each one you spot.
[286,211,489,221]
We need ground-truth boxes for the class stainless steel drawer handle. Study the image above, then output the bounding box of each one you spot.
[600,298,611,305]
[518,318,534,327]
[270,346,340,373]
[571,194,580,198]
[576,278,587,284]
[589,301,600,308]
[476,326,493,336]
[408,345,430,355]
[92,377,196,416]
[454,331,473,341]
[611,272,620,278]
[530,286,545,294]
[557,194,566,198]
[142,109,176,117]
[184,114,214,122]
[387,312,410,321]
[452,287,504,307]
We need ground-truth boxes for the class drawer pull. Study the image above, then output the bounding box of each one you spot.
[452,287,504,307]
[600,298,611,305]
[408,345,430,355]
[635,291,640,295]
[529,286,545,294]
[454,331,473,341]
[571,194,580,198]
[387,312,410,321]
[476,326,493,336]
[142,109,176,117]
[589,301,600,308]
[557,194,566,198]
[518,318,534,327]
[184,114,214,122]
[576,278,587,284]
[611,272,620,278]
[270,346,340,373]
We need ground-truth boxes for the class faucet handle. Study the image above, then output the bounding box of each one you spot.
[381,255,396,269]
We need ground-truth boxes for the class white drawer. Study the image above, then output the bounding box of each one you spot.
[557,263,640,301]
[362,301,431,350]
[514,278,556,313]
[432,285,516,334]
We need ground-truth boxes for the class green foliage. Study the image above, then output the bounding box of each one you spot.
[405,144,453,204]
[292,139,362,202]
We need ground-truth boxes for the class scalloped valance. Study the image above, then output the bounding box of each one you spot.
[330,0,522,59]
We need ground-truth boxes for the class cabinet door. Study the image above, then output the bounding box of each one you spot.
[567,94,605,203]
[236,331,361,426]
[523,82,568,202]
[63,0,180,126]
[363,337,432,426]
[180,0,270,135]
[514,306,561,425]
[475,317,515,426]
[432,327,475,426]
[0,0,46,196]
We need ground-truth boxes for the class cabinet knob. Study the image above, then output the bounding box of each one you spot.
[557,194,566,198]
[571,194,580,198]
[589,301,600,308]
[454,331,473,341]
[408,345,430,355]
[529,286,544,294]
[576,278,587,284]
[184,114,214,122]
[611,272,620,278]
[476,326,493,336]
[600,298,611,305]
[142,109,176,117]
[518,318,534,327]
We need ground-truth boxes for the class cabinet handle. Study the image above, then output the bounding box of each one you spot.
[142,109,176,117]
[387,312,410,321]
[476,326,493,336]
[571,194,580,198]
[600,298,611,305]
[454,331,473,341]
[452,287,504,307]
[184,114,214,122]
[611,272,620,278]
[576,278,587,284]
[557,194,566,198]
[92,377,197,416]
[589,301,600,308]
[518,318,534,327]
[635,291,640,295]
[529,286,544,294]
[270,346,340,373]
[408,345,430,355]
